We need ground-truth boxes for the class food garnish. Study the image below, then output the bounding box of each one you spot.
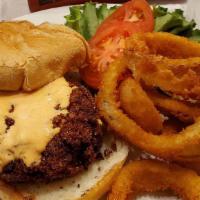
[65,3,200,42]
[108,160,200,200]
[153,6,200,42]
[80,0,154,88]
[65,3,118,40]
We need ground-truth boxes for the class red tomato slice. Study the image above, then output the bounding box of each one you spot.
[96,0,154,34]
[90,21,142,48]
[81,0,154,89]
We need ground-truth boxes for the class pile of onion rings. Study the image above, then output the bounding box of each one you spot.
[97,32,200,179]
[97,57,200,164]
[108,160,200,200]
[125,32,200,100]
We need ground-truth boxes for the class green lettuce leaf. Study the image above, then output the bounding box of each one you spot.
[65,3,118,40]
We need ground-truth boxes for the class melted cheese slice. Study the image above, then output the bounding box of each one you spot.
[0,78,74,171]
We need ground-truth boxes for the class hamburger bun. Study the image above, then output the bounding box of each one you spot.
[0,135,128,200]
[0,181,23,200]
[0,21,89,92]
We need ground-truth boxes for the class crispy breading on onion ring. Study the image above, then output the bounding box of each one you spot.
[0,180,24,200]
[146,89,200,123]
[107,160,200,200]
[125,32,200,100]
[119,78,163,134]
[97,58,200,163]
[125,32,200,58]
[131,55,200,100]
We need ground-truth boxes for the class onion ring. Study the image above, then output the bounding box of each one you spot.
[146,89,200,123]
[132,55,200,100]
[107,160,200,200]
[119,77,163,134]
[97,58,200,163]
[125,32,200,58]
[125,32,200,100]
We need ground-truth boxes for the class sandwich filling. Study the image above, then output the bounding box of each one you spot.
[0,78,74,171]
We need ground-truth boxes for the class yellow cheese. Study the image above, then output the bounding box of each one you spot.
[0,77,74,171]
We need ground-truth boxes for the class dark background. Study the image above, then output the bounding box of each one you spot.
[28,0,128,12]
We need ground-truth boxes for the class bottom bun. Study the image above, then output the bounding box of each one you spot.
[0,181,24,200]
[0,134,128,200]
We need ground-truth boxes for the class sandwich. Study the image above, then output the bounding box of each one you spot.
[0,21,128,200]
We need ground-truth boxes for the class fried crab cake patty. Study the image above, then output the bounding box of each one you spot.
[0,84,102,183]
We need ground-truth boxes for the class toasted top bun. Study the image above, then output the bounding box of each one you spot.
[0,21,89,92]
[0,135,128,200]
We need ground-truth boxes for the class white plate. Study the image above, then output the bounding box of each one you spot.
[15,2,186,25]
[13,2,192,200]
